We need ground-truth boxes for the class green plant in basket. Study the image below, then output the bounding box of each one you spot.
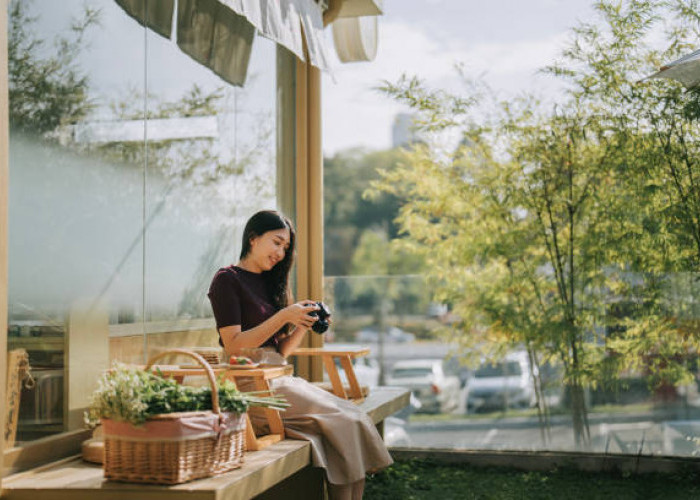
[85,363,289,427]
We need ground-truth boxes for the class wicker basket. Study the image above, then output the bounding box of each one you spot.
[102,349,246,485]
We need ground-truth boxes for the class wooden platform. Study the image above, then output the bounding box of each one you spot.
[1,387,410,500]
[1,440,311,500]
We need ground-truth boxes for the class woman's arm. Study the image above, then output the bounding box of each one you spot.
[277,326,311,358]
[278,303,334,357]
[219,300,318,355]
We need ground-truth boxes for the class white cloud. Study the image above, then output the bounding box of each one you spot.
[322,20,571,155]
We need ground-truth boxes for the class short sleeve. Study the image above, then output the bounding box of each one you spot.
[207,270,242,330]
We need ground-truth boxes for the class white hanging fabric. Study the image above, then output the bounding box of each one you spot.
[115,0,175,39]
[222,0,330,71]
[114,0,331,86]
[177,0,255,86]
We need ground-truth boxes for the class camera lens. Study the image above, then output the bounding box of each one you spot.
[310,302,331,334]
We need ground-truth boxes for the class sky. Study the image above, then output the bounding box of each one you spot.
[35,0,598,158]
[321,0,597,155]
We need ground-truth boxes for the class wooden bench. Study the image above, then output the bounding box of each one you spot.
[1,387,410,500]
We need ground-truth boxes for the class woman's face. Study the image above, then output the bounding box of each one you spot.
[249,227,291,272]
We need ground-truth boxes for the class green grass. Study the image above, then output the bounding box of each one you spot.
[365,459,700,499]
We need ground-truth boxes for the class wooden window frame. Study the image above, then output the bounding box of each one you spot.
[1,0,9,492]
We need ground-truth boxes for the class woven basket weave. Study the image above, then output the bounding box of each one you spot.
[102,349,245,485]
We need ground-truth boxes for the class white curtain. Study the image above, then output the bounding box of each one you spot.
[177,0,255,87]
[114,0,331,88]
[115,0,175,39]
[220,0,330,71]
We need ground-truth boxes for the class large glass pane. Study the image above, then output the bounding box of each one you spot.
[7,0,145,443]
[323,115,700,458]
[142,21,278,359]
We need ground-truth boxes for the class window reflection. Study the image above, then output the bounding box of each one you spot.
[7,0,278,445]
[322,272,700,457]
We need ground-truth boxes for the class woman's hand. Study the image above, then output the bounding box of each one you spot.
[284,300,319,329]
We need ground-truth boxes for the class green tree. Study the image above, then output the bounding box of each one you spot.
[370,0,700,447]
[8,0,98,135]
[324,148,404,276]
[546,0,700,407]
[546,0,700,271]
[368,101,622,446]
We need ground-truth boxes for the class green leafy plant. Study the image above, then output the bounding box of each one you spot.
[85,363,288,427]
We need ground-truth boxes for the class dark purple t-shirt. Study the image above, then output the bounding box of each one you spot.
[207,265,283,350]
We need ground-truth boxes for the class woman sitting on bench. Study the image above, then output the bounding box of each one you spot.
[207,210,392,500]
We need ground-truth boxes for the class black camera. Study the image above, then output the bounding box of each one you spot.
[310,302,331,334]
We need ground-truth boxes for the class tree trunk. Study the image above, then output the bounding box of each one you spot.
[526,346,551,445]
[568,379,590,449]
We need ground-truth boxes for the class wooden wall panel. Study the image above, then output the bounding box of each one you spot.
[1,0,10,492]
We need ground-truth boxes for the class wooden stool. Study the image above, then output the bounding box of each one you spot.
[291,347,370,402]
[151,364,293,452]
[223,365,292,451]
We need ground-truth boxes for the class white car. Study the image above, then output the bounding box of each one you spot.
[385,359,461,414]
[466,351,536,412]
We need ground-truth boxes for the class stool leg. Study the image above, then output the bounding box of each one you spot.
[253,376,285,437]
[323,355,347,399]
[339,355,363,400]
[244,415,260,451]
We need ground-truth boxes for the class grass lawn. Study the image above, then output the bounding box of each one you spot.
[365,459,700,499]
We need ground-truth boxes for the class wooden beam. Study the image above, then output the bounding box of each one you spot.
[294,57,311,381]
[306,64,324,382]
[65,302,109,431]
[276,46,297,225]
[1,0,10,493]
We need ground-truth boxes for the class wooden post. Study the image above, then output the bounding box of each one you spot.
[293,60,325,383]
[294,57,311,381]
[1,0,10,492]
[65,301,110,431]
[307,64,324,383]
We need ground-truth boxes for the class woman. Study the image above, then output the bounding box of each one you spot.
[207,210,392,499]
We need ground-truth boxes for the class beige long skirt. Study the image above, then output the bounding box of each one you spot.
[247,376,393,485]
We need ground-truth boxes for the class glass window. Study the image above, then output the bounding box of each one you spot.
[6,0,282,447]
[7,0,145,443]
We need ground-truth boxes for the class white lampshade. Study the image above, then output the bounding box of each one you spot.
[332,15,378,63]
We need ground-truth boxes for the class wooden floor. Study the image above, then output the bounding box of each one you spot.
[1,387,410,500]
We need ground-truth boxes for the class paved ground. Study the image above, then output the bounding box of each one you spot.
[387,409,700,457]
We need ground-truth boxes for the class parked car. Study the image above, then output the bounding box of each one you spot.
[384,416,412,447]
[466,351,536,412]
[385,359,461,414]
[426,302,448,318]
[355,326,415,343]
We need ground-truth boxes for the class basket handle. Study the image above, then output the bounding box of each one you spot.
[145,349,221,415]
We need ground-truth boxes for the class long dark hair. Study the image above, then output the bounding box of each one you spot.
[240,210,295,311]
